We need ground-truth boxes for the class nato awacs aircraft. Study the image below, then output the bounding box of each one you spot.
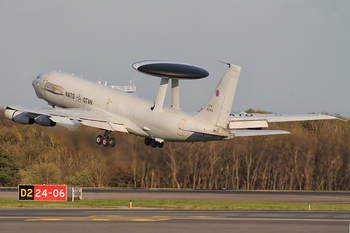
[5,61,336,148]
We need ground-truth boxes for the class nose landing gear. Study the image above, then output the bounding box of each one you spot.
[144,138,164,148]
[96,131,116,147]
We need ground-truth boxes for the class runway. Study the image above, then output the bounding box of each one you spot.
[1,189,350,232]
[1,188,350,203]
[0,208,349,233]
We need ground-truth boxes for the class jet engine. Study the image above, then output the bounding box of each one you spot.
[4,109,35,125]
[35,115,56,127]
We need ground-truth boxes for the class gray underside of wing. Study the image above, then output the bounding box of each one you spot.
[7,106,128,132]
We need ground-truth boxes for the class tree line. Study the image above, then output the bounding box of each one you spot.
[0,108,349,191]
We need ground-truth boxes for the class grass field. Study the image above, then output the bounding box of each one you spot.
[1,199,350,210]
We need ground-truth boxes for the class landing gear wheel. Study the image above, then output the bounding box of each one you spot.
[145,138,151,146]
[109,137,116,147]
[151,140,158,148]
[96,135,103,145]
[157,142,164,148]
[102,137,110,147]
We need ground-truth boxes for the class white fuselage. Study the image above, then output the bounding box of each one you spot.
[32,72,225,142]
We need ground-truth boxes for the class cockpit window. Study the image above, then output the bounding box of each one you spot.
[44,82,65,95]
[36,75,41,79]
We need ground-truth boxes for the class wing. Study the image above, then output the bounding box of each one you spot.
[6,105,128,133]
[228,113,338,129]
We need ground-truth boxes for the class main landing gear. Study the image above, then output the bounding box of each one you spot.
[144,138,164,148]
[96,131,116,147]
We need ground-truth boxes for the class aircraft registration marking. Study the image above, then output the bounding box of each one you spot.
[83,97,93,105]
[206,104,213,112]
[74,94,93,105]
[65,91,75,99]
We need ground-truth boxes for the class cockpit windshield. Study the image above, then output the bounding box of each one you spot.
[44,82,65,95]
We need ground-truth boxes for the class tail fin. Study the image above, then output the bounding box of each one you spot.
[195,63,241,128]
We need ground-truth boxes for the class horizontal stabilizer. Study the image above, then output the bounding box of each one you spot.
[229,113,338,123]
[229,120,268,129]
[231,130,291,137]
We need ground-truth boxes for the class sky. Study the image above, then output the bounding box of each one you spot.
[1,0,349,117]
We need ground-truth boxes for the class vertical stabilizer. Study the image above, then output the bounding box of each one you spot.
[195,63,241,128]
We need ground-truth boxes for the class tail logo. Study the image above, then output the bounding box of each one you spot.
[216,90,220,97]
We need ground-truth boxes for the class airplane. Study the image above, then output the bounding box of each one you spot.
[4,60,337,148]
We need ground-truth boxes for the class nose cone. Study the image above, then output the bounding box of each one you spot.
[32,75,40,89]
[32,74,43,99]
[32,79,37,88]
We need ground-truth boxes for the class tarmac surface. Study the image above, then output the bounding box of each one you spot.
[0,208,349,233]
[1,188,350,232]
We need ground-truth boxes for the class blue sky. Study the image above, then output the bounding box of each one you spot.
[1,0,349,116]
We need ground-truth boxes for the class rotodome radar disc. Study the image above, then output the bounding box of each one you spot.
[132,60,209,79]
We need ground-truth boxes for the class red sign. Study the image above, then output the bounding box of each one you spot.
[19,185,67,201]
[34,185,67,201]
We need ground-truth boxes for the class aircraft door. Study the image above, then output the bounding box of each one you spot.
[177,119,186,136]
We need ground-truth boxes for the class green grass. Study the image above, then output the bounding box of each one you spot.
[1,199,350,210]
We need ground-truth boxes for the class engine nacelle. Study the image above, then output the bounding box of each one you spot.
[4,109,35,125]
[35,115,56,127]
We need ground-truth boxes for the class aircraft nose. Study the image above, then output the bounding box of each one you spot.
[32,74,43,99]
[32,75,41,88]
